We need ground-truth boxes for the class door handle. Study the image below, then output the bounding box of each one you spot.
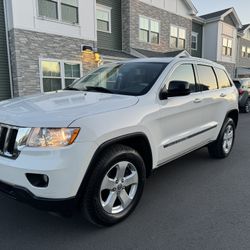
[220,93,227,97]
[193,98,202,103]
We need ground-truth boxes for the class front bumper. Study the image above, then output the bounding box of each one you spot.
[0,141,97,200]
[0,180,77,215]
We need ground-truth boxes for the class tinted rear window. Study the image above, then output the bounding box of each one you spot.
[197,65,218,91]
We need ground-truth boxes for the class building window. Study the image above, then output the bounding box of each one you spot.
[38,0,79,24]
[191,32,198,50]
[222,38,232,56]
[170,25,186,49]
[38,0,58,20]
[41,60,81,92]
[248,48,250,58]
[96,5,111,33]
[139,17,160,44]
[242,46,246,57]
[61,0,78,24]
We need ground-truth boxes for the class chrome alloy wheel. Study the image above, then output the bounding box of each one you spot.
[99,161,139,214]
[222,124,234,154]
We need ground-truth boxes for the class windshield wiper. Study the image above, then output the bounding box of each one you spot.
[84,86,113,94]
[64,86,81,91]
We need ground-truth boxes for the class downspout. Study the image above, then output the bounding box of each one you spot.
[3,0,14,98]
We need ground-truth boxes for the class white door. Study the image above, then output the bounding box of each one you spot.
[150,63,209,166]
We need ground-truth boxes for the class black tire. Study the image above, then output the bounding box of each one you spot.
[208,118,235,159]
[80,144,146,227]
[243,98,250,113]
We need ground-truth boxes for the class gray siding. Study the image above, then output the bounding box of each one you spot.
[237,37,250,68]
[125,0,192,54]
[191,21,203,58]
[97,0,122,50]
[224,15,235,27]
[0,0,11,100]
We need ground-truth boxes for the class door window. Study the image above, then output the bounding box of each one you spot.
[168,64,196,92]
[197,65,218,91]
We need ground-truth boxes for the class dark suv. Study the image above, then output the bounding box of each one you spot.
[233,79,250,113]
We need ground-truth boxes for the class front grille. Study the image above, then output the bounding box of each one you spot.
[0,124,19,159]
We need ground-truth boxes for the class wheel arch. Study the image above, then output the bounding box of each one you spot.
[226,109,239,128]
[76,132,153,200]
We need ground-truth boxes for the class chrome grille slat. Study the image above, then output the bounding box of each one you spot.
[0,124,19,159]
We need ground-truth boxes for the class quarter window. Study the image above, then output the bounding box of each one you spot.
[139,17,160,44]
[222,38,232,56]
[170,26,186,49]
[215,68,231,89]
[41,60,81,92]
[197,65,218,91]
[96,5,111,33]
[38,0,79,24]
[168,64,196,93]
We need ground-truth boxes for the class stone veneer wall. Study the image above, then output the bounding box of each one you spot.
[122,0,192,54]
[9,29,96,97]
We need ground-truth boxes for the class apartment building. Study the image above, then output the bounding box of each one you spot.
[237,24,250,77]
[4,0,97,98]
[1,0,250,101]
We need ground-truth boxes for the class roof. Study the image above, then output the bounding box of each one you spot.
[132,48,190,58]
[98,48,136,59]
[200,8,232,20]
[238,24,250,33]
[183,0,198,15]
[199,7,241,28]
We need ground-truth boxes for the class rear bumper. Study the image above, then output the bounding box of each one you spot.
[0,180,77,215]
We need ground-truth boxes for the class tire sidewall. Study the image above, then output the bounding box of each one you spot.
[219,118,235,157]
[84,147,146,225]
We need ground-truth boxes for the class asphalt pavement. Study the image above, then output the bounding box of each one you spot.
[1,114,250,250]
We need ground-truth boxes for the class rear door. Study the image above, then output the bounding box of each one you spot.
[195,64,222,142]
[154,63,208,165]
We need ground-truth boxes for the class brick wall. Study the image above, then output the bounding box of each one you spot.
[9,29,96,97]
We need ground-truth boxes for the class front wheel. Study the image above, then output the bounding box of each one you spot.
[208,118,235,159]
[81,145,146,227]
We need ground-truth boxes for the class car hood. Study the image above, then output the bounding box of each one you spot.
[0,91,139,127]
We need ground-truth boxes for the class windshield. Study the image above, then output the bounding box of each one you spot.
[70,62,168,96]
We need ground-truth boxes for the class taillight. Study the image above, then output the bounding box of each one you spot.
[239,89,244,95]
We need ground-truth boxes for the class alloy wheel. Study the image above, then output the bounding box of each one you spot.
[99,161,139,214]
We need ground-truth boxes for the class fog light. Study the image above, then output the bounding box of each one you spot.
[26,174,49,188]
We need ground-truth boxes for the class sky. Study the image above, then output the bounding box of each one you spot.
[192,0,250,24]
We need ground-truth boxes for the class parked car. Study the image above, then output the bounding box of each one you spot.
[0,57,239,226]
[233,78,250,113]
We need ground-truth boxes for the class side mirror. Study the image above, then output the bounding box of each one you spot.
[167,81,191,97]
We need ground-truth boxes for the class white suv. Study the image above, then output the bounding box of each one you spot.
[0,57,238,226]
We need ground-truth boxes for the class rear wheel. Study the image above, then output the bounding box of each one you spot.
[243,98,250,113]
[81,145,146,226]
[208,118,235,159]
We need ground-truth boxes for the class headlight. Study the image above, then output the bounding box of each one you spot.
[25,128,80,148]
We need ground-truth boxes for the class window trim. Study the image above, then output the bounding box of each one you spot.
[96,4,112,34]
[139,15,160,45]
[242,46,246,58]
[222,37,233,57]
[39,58,83,92]
[191,32,198,51]
[170,25,186,49]
[37,0,79,25]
